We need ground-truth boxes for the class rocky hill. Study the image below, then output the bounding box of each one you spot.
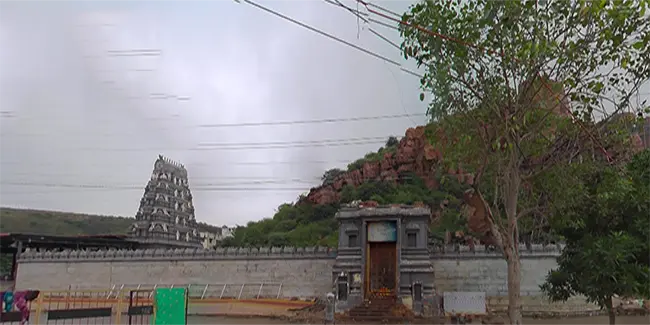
[304,125,472,206]
[222,128,471,248]
[227,110,649,247]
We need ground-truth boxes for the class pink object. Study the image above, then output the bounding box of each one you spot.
[12,291,29,325]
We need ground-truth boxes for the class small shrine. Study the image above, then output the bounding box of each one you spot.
[332,203,434,314]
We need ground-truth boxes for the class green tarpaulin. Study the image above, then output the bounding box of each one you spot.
[152,288,187,325]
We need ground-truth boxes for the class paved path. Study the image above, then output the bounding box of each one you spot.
[17,316,650,325]
[23,316,292,325]
[189,316,288,324]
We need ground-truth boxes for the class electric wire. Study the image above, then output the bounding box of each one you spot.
[239,0,423,79]
[0,159,356,167]
[196,136,395,147]
[0,175,430,193]
[0,182,310,192]
[0,111,425,131]
[32,138,395,152]
[323,0,398,32]
[325,0,403,53]
[324,0,418,126]
[197,112,425,128]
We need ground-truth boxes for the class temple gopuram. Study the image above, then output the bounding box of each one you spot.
[128,155,202,248]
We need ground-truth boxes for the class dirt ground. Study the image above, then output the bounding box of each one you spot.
[10,314,649,325]
[189,314,650,324]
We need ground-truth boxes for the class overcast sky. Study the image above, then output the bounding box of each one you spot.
[0,0,429,226]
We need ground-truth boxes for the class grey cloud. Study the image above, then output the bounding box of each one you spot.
[0,0,427,226]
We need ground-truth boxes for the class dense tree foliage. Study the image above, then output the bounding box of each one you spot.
[221,170,469,248]
[541,150,650,325]
[321,168,345,185]
[346,137,400,171]
[399,0,649,323]
[0,255,12,278]
[0,208,133,235]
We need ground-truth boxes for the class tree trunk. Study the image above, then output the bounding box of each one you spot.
[605,297,616,325]
[505,245,523,325]
[503,154,523,324]
[608,308,616,325]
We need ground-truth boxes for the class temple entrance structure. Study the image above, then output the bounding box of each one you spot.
[333,204,434,313]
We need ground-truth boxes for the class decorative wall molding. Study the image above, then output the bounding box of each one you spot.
[430,243,565,258]
[18,243,566,263]
[18,246,338,263]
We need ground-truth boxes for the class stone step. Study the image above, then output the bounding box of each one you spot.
[349,308,394,313]
[340,315,408,322]
[350,308,394,314]
[359,304,396,308]
[349,311,393,317]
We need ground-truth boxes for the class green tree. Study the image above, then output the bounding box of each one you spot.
[340,185,358,203]
[541,150,650,325]
[386,136,399,147]
[0,254,13,277]
[321,168,345,185]
[399,1,650,323]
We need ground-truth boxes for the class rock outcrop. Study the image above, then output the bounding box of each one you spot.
[305,125,463,205]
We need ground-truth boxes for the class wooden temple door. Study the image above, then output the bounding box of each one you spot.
[366,242,398,298]
[365,221,398,299]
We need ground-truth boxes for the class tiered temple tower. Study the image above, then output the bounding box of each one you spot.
[129,155,202,248]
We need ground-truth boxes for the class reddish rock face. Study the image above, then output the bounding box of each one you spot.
[304,125,474,206]
[304,126,425,205]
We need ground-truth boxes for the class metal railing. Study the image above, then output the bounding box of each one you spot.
[71,282,284,300]
[5,286,312,325]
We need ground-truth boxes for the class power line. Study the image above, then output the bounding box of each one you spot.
[1,135,401,152]
[323,0,399,32]
[0,181,310,192]
[6,174,325,182]
[3,178,317,187]
[364,1,402,18]
[101,141,384,151]
[3,174,427,185]
[198,112,425,128]
[197,136,394,147]
[324,0,402,53]
[239,0,423,78]
[43,139,386,152]
[0,188,299,196]
[324,0,420,127]
[0,112,425,133]
[0,159,356,167]
[1,175,431,192]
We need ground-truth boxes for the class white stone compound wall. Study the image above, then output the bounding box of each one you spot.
[16,246,337,298]
[16,243,595,312]
[431,243,598,314]
[432,243,564,296]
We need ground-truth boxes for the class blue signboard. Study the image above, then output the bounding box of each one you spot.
[367,221,397,242]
